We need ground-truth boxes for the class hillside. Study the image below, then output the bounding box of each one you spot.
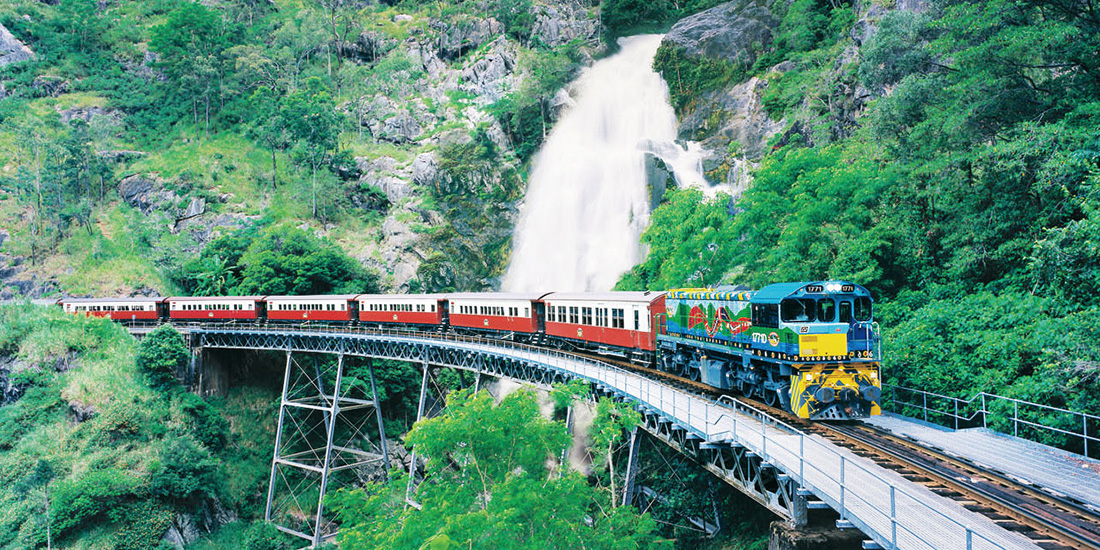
[621,0,1100,432]
[0,0,602,298]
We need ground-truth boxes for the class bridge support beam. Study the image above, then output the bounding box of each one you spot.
[768,521,866,550]
[265,351,390,547]
[622,426,642,507]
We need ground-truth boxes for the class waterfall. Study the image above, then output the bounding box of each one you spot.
[502,34,708,293]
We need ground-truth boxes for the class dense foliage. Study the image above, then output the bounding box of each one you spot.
[0,306,295,549]
[626,0,1100,442]
[178,224,380,296]
[328,388,670,550]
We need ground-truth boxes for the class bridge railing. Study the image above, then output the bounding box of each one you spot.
[884,384,1099,459]
[165,322,1028,550]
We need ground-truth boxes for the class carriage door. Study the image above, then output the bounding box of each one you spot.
[440,299,450,326]
[535,302,546,333]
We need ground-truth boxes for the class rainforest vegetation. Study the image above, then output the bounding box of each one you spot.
[2,0,1098,547]
[622,0,1100,442]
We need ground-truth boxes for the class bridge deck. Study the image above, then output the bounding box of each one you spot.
[865,413,1100,514]
[437,338,1043,550]
[188,326,1047,550]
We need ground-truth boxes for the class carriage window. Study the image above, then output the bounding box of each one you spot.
[612,309,624,329]
[751,304,780,328]
[781,298,816,322]
[817,299,836,322]
[569,307,579,324]
[634,310,640,331]
[839,301,853,323]
[582,307,592,325]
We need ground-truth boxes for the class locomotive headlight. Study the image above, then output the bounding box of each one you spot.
[861,385,882,402]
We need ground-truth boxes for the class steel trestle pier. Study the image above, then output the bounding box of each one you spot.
[193,326,1043,550]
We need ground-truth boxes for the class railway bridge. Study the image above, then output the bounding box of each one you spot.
[145,324,1093,550]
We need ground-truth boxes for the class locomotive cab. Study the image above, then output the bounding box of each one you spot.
[757,282,881,420]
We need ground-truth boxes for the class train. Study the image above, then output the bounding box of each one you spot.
[58,281,882,420]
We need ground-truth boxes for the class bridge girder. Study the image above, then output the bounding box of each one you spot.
[194,327,802,536]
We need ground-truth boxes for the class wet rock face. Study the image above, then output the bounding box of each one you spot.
[663,0,781,66]
[680,75,784,161]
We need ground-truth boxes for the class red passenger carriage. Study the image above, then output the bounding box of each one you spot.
[266,295,358,323]
[60,297,163,321]
[167,296,265,321]
[447,293,546,335]
[543,292,665,354]
[357,294,446,327]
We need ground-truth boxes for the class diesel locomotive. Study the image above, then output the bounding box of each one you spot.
[59,281,881,420]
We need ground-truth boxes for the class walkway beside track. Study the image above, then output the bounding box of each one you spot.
[189,325,1042,550]
[866,413,1100,514]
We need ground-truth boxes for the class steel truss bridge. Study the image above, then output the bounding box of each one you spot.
[184,325,1040,550]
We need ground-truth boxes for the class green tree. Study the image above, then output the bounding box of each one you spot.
[328,388,669,550]
[247,88,290,190]
[150,1,234,134]
[282,77,342,222]
[235,225,378,295]
[136,325,189,390]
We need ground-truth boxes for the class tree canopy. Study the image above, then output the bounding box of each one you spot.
[328,388,670,550]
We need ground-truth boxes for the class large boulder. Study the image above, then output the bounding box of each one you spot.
[59,106,115,124]
[531,0,598,46]
[380,111,423,143]
[0,23,34,67]
[357,156,414,204]
[434,16,504,60]
[663,0,781,65]
[118,173,174,214]
[412,152,439,188]
[460,36,516,103]
[31,75,69,97]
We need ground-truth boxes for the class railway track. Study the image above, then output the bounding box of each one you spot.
[788,418,1100,550]
[589,350,1100,549]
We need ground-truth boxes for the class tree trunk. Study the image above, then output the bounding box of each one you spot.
[271,147,278,188]
[311,163,318,219]
[607,447,617,508]
[45,487,51,550]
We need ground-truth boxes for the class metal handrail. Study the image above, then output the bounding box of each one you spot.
[163,322,1035,550]
[885,384,1098,458]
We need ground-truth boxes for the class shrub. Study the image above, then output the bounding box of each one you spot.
[136,325,189,390]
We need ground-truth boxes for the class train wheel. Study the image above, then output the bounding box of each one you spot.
[740,380,754,398]
[688,366,701,382]
[763,388,778,408]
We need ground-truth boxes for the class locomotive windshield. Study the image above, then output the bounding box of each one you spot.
[855,296,872,321]
[781,298,816,322]
[783,296,871,323]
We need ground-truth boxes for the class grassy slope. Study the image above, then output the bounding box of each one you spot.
[0,306,281,548]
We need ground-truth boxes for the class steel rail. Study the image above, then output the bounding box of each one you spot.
[821,423,1100,550]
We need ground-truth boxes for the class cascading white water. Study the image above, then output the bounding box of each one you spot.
[502,34,708,293]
